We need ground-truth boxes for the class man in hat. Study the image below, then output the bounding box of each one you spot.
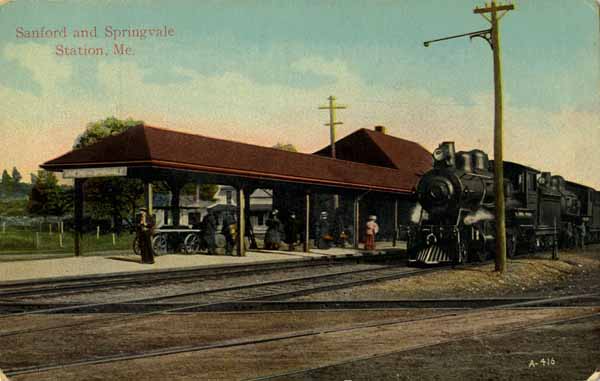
[365,215,379,251]
[201,211,218,255]
[138,207,155,264]
[222,210,237,255]
[284,211,301,251]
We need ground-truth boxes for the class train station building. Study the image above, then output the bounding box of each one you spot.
[41,124,431,257]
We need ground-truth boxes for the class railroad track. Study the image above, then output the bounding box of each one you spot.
[0,264,444,338]
[4,292,598,378]
[5,295,600,314]
[0,256,365,299]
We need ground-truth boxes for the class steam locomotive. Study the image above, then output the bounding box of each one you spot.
[407,142,600,264]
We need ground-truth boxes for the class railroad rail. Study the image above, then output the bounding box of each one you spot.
[4,293,598,378]
[4,295,600,314]
[0,264,445,338]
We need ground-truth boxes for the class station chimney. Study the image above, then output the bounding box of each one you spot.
[374,125,387,134]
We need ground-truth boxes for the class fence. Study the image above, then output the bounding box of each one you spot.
[0,219,134,254]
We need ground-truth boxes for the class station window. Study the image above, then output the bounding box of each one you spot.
[517,174,524,192]
[528,173,537,191]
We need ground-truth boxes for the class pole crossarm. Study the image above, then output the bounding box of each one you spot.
[474,4,514,14]
[423,29,493,48]
[423,29,491,48]
[475,3,514,23]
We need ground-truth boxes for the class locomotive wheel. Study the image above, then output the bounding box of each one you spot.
[528,235,537,253]
[215,233,226,249]
[152,234,168,256]
[457,241,468,264]
[469,249,488,262]
[183,234,200,254]
[132,236,141,256]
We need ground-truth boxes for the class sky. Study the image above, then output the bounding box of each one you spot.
[0,0,599,187]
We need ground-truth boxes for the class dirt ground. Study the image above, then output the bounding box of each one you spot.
[1,310,442,368]
[6,308,598,380]
[292,248,600,300]
[276,315,600,381]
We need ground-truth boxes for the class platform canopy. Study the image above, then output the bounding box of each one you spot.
[42,125,428,195]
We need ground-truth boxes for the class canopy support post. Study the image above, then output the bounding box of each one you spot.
[73,178,85,257]
[237,186,246,256]
[393,199,399,247]
[353,196,360,250]
[303,192,310,253]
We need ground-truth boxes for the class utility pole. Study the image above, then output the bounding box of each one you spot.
[424,1,514,273]
[319,96,346,159]
[319,95,347,209]
[596,0,600,105]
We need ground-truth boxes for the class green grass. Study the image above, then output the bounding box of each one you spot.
[0,199,28,216]
[0,228,134,254]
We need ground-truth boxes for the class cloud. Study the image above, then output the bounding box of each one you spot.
[4,42,72,93]
[291,56,359,83]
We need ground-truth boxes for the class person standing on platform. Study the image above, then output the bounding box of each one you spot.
[284,211,300,251]
[332,208,347,248]
[222,210,237,255]
[364,215,379,251]
[265,209,283,250]
[316,211,332,249]
[202,212,217,255]
[138,208,155,264]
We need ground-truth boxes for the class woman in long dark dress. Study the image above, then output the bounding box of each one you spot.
[264,209,283,250]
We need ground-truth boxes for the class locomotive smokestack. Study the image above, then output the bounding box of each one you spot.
[433,142,456,168]
[541,172,551,186]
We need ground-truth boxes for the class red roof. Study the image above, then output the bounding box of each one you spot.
[314,128,432,176]
[42,125,424,194]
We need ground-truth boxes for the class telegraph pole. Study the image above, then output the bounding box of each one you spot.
[319,95,347,209]
[319,96,346,159]
[596,0,600,104]
[424,1,514,273]
[475,1,514,273]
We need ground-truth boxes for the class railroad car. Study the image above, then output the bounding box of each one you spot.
[407,141,597,265]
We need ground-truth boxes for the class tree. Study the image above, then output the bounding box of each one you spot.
[75,117,145,232]
[11,167,22,185]
[181,183,219,201]
[74,117,144,149]
[28,170,72,217]
[272,143,298,152]
[11,167,23,195]
[1,170,12,196]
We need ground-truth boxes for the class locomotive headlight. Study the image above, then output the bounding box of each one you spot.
[433,148,445,161]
